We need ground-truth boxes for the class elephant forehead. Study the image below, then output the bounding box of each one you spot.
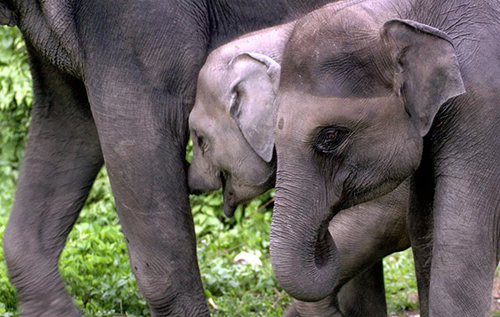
[280,38,392,99]
[288,0,392,52]
[281,3,394,98]
[192,68,232,124]
[189,99,230,137]
[197,64,232,101]
[274,91,399,136]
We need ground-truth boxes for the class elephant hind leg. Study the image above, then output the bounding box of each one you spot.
[2,54,103,317]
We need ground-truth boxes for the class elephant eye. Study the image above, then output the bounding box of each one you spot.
[196,135,209,154]
[314,126,349,154]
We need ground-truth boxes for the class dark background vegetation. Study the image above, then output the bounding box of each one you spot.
[0,25,419,316]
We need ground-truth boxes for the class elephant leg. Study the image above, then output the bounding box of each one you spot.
[427,172,498,317]
[408,165,434,317]
[87,79,209,315]
[80,8,211,313]
[337,261,387,317]
[3,50,103,317]
[331,181,410,288]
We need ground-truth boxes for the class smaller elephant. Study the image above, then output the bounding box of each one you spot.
[188,23,410,317]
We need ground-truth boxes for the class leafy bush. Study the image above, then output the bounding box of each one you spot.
[384,250,418,314]
[0,24,31,317]
[0,26,31,181]
[0,174,17,316]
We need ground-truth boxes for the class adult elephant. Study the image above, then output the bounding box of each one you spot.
[0,1,335,316]
[271,0,500,316]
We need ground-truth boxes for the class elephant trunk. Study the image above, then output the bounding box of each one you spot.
[270,173,340,302]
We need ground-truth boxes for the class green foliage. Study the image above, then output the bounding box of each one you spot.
[0,25,31,316]
[192,190,288,316]
[384,249,419,314]
[0,171,17,316]
[0,26,31,181]
[60,169,148,317]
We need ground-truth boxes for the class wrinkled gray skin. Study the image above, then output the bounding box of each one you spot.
[0,0,339,316]
[188,25,410,316]
[272,0,500,316]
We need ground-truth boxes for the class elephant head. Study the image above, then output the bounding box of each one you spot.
[188,51,280,217]
[271,7,465,302]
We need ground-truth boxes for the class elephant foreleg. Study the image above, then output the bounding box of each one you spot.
[408,170,434,317]
[80,8,211,314]
[2,50,103,317]
[428,173,498,317]
[87,83,209,316]
[337,261,387,317]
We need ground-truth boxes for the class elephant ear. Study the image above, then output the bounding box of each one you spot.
[382,19,465,136]
[227,52,280,162]
[0,2,17,26]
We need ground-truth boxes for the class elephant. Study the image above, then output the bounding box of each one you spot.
[0,0,342,316]
[188,24,410,316]
[270,0,500,316]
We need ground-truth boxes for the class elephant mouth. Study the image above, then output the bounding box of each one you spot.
[220,172,237,217]
[220,170,275,218]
